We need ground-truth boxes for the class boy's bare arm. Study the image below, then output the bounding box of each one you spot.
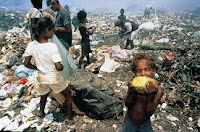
[24,56,37,70]
[146,83,163,117]
[125,86,137,108]
[80,24,96,35]
[153,87,163,106]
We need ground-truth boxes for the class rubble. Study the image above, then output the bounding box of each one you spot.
[0,7,199,132]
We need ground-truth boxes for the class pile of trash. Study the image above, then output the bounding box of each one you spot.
[0,7,24,31]
[0,8,199,132]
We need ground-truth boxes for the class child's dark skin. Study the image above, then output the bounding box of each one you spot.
[24,26,72,120]
[125,59,163,124]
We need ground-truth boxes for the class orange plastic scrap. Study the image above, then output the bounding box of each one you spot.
[165,52,174,61]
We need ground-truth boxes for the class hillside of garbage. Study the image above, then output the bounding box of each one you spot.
[0,8,199,132]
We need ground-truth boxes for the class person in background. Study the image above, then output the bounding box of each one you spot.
[118,8,126,25]
[29,0,43,40]
[72,16,79,32]
[114,19,139,49]
[122,52,163,132]
[43,0,55,20]
[51,0,72,50]
[144,6,155,19]
[77,10,96,68]
[24,17,73,120]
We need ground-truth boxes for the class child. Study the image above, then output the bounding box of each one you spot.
[122,52,163,132]
[24,17,72,120]
[118,8,126,25]
[77,10,96,67]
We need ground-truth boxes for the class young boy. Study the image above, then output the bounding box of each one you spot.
[118,9,126,25]
[122,52,163,132]
[77,10,96,68]
[24,17,72,120]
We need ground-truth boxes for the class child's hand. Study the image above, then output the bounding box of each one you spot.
[145,82,158,94]
[128,83,137,93]
[129,87,137,93]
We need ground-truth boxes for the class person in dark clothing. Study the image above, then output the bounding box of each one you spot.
[77,10,96,68]
[118,8,126,25]
[51,0,72,50]
[144,6,155,19]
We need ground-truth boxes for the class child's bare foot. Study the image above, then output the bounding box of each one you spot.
[33,110,45,118]
[64,118,76,125]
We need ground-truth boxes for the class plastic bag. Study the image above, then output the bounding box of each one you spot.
[50,35,77,79]
[14,65,35,78]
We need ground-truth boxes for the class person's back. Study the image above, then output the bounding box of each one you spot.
[123,21,138,33]
[25,41,61,83]
[24,17,73,120]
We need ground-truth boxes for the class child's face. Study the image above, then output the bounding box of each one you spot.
[120,10,124,14]
[135,59,155,78]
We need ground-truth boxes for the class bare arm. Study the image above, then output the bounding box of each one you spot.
[146,84,163,117]
[123,31,131,36]
[24,56,37,70]
[125,85,137,108]
[153,87,163,106]
[54,62,63,71]
[80,24,96,35]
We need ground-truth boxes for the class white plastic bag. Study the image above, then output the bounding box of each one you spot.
[50,35,77,79]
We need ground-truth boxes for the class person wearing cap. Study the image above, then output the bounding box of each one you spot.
[51,0,72,51]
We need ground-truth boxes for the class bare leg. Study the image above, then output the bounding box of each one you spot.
[40,93,48,117]
[130,40,134,49]
[72,101,85,116]
[125,39,129,49]
[86,54,90,64]
[61,87,72,120]
[79,55,84,67]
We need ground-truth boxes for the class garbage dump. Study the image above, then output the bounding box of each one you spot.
[0,5,199,132]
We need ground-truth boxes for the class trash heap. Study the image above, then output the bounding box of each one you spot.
[0,7,24,31]
[0,8,199,132]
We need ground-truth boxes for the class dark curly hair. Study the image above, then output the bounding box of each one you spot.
[34,17,55,40]
[31,0,43,9]
[131,52,157,72]
[77,10,87,23]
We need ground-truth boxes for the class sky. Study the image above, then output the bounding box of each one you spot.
[0,0,200,13]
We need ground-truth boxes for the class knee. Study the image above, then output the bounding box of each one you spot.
[62,87,71,96]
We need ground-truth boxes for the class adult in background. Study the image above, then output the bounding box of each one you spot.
[51,0,72,51]
[144,6,155,19]
[43,0,55,20]
[115,19,139,49]
[29,0,43,40]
